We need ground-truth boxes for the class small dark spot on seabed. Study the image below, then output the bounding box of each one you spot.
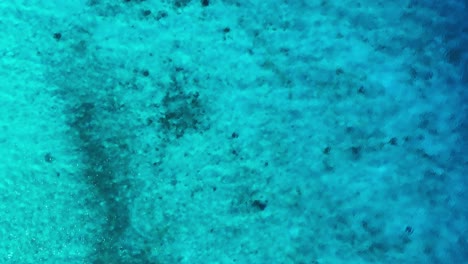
[345,126,354,133]
[350,146,361,160]
[252,200,267,211]
[53,32,62,40]
[142,9,151,16]
[405,226,413,234]
[44,153,54,163]
[388,137,398,145]
[358,86,365,94]
[156,11,168,20]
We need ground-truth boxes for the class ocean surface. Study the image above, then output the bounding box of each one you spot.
[0,0,466,263]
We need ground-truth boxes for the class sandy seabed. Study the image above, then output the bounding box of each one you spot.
[0,1,466,263]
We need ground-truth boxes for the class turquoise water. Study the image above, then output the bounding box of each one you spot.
[0,0,466,263]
